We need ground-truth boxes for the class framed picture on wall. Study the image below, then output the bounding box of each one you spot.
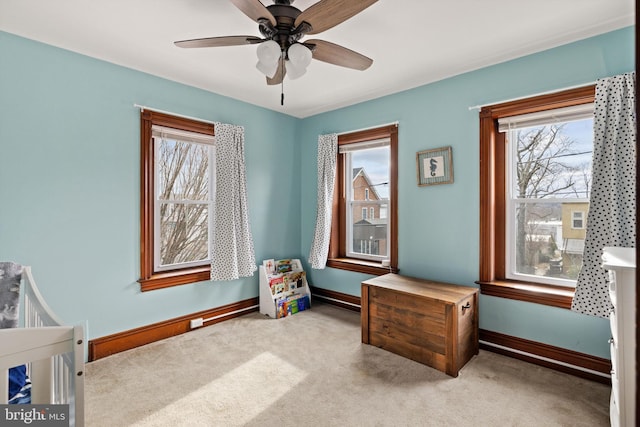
[416,146,454,186]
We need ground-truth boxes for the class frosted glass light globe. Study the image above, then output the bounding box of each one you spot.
[287,43,312,68]
[285,43,312,80]
[255,40,281,78]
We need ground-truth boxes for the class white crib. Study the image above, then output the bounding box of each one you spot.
[0,266,85,427]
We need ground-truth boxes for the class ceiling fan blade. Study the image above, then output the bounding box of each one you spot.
[305,39,372,70]
[230,0,277,27]
[294,0,377,35]
[266,60,286,85]
[175,36,263,48]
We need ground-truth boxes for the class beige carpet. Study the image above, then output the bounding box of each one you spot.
[85,303,610,426]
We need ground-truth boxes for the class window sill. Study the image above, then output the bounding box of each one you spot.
[327,258,398,276]
[139,266,210,292]
[476,279,575,309]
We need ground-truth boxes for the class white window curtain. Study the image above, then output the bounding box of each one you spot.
[309,133,338,269]
[210,123,257,281]
[571,72,636,317]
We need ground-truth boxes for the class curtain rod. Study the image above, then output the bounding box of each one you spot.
[336,121,399,136]
[133,104,217,125]
[467,81,597,111]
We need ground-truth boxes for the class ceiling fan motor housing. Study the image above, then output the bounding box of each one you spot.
[262,4,308,54]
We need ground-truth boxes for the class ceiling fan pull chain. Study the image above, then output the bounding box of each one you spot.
[280,54,285,106]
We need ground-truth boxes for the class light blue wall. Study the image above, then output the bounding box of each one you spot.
[1,27,634,359]
[298,27,634,359]
[0,31,300,339]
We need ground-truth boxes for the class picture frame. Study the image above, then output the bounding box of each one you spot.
[416,146,454,186]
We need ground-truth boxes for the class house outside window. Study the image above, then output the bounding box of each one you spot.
[139,111,215,291]
[327,124,398,275]
[478,85,595,308]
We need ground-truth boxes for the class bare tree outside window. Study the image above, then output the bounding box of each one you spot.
[157,139,211,267]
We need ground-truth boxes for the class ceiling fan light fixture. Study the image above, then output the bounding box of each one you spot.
[256,59,280,79]
[285,43,312,80]
[287,43,312,69]
[256,40,281,78]
[285,60,306,80]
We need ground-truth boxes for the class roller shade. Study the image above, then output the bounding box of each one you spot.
[498,103,594,132]
[152,125,215,145]
[338,137,390,153]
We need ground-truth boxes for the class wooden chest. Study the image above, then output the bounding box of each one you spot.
[361,274,479,377]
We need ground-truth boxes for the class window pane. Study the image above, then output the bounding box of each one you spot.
[511,119,592,200]
[160,202,208,266]
[349,147,390,200]
[158,139,209,201]
[512,201,587,281]
[350,201,388,257]
[507,116,592,286]
[347,145,390,259]
[572,211,584,229]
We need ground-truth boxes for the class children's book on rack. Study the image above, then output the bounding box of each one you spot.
[259,258,311,319]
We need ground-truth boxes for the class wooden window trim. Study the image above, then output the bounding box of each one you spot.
[139,110,215,292]
[327,124,399,275]
[478,85,595,309]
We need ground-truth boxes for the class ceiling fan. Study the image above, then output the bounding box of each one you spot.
[174,0,377,91]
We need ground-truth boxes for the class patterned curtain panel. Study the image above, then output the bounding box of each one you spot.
[572,72,636,317]
[309,134,338,269]
[210,123,257,281]
[0,261,23,329]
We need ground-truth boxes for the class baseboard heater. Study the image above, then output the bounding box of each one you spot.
[479,339,610,380]
[313,293,361,309]
[204,304,259,324]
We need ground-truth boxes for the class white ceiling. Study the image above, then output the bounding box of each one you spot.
[0,0,634,118]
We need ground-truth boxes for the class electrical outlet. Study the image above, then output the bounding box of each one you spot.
[190,318,204,329]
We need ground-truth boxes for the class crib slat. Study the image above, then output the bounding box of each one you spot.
[31,357,54,404]
[23,267,65,328]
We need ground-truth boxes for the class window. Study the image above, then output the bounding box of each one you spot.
[380,206,388,219]
[153,126,215,272]
[572,211,585,229]
[478,85,595,308]
[328,124,398,275]
[139,111,215,291]
[502,104,593,287]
